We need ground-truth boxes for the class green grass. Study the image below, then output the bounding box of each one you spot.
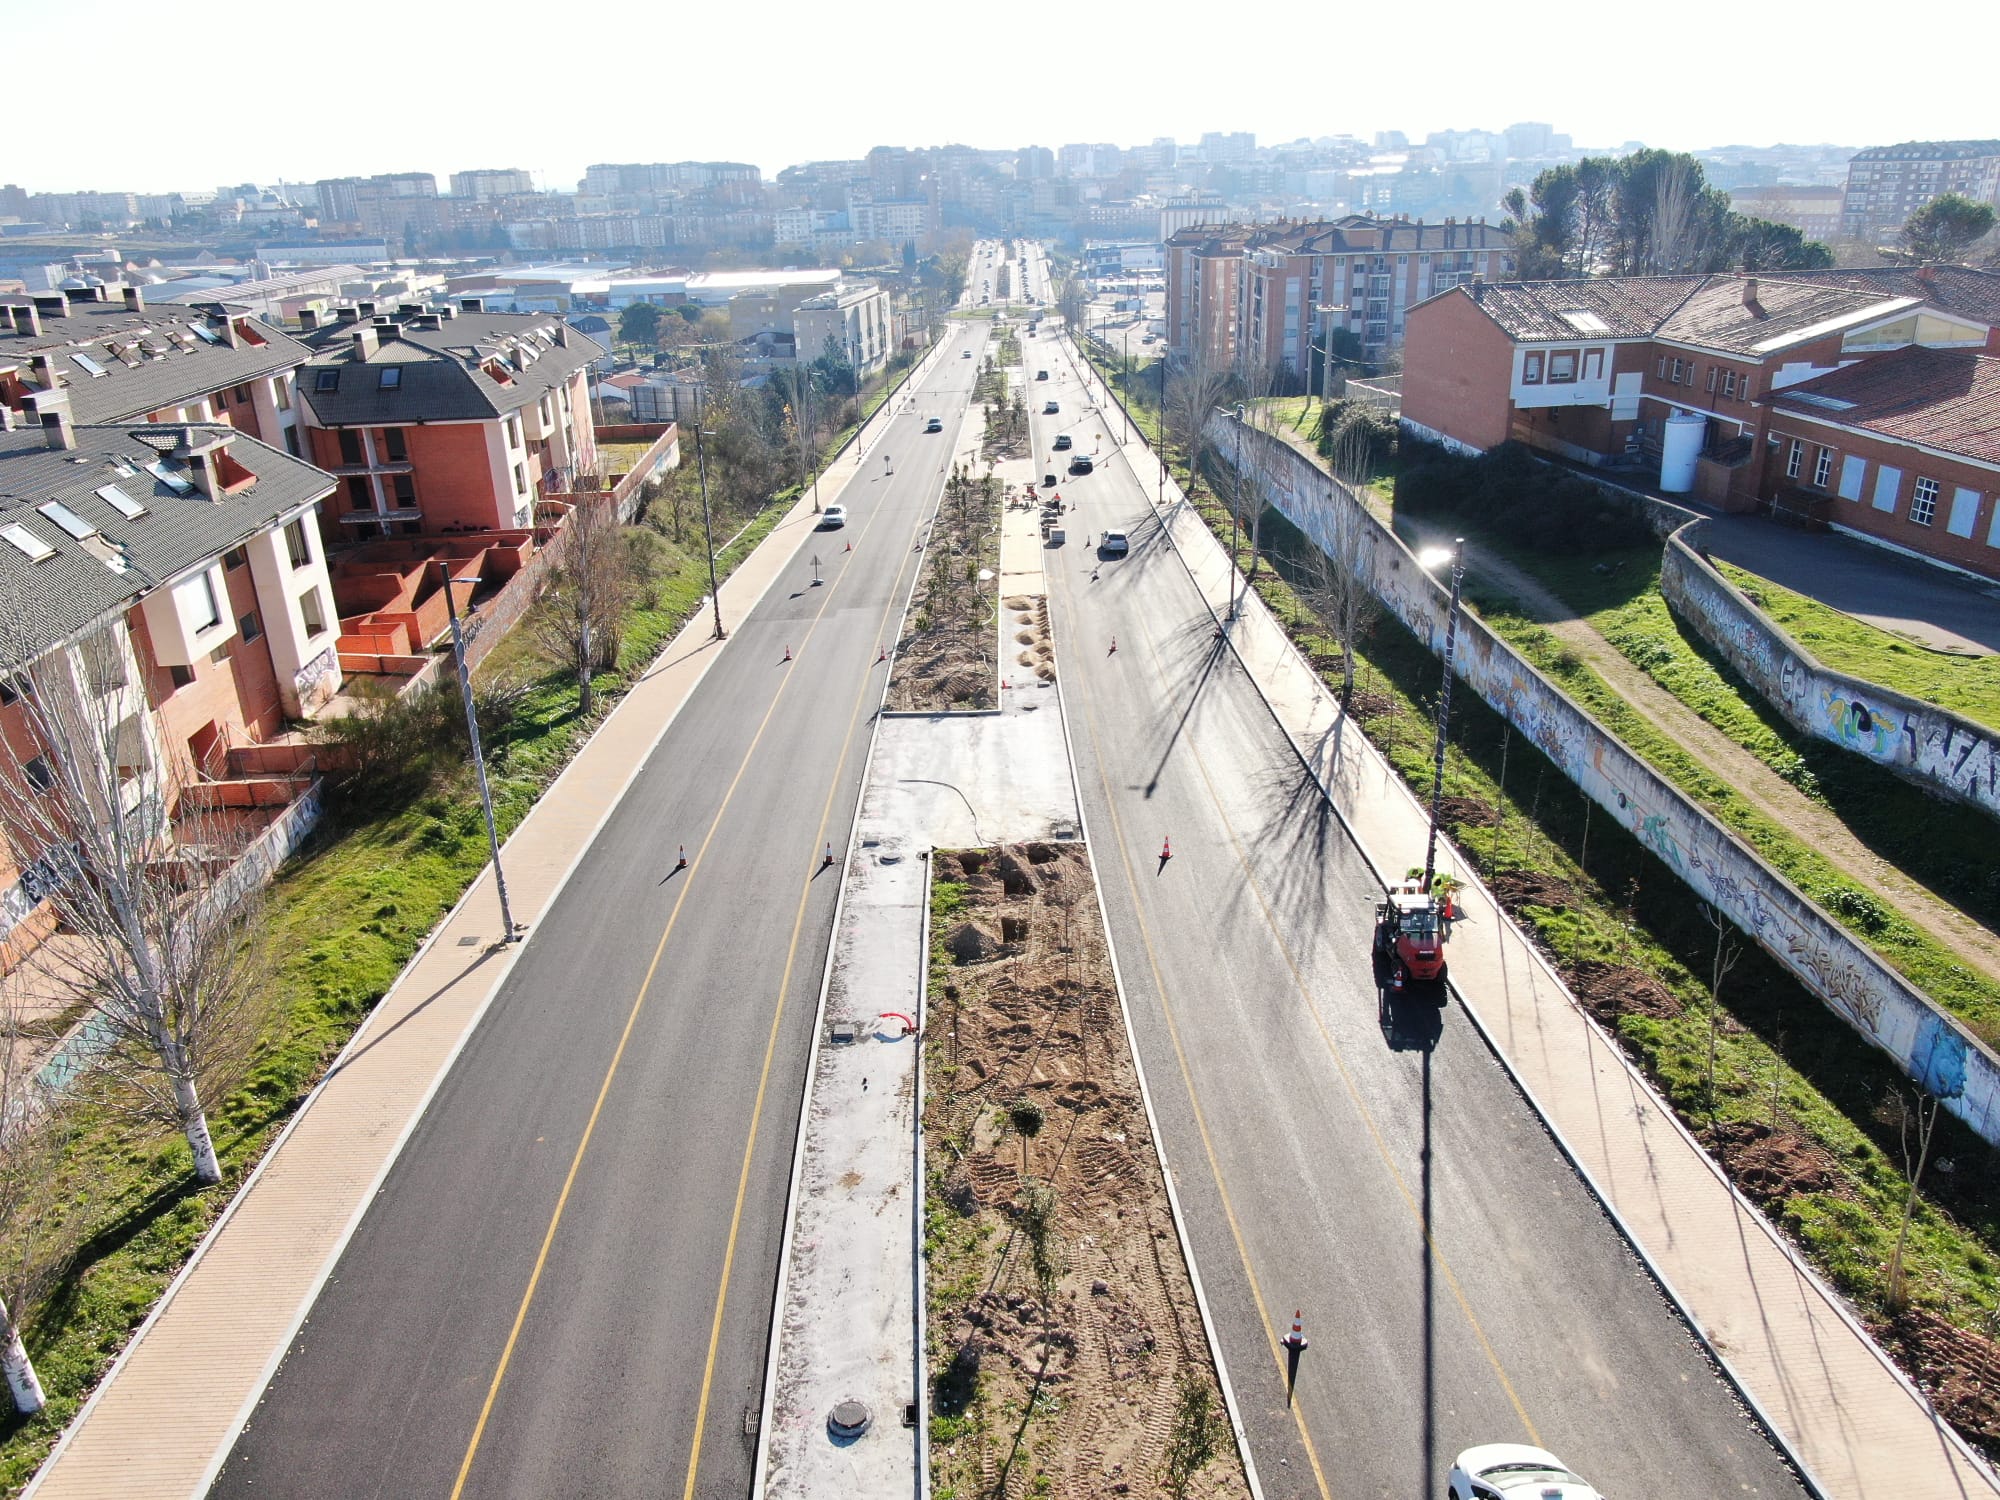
[1251,395,1320,435]
[1072,342,2000,1388]
[0,497,795,1496]
[1716,562,2000,734]
[1414,527,2000,1026]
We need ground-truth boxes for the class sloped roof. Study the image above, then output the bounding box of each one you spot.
[0,423,336,669]
[0,294,309,425]
[1655,277,1915,355]
[296,308,603,427]
[1772,345,2000,466]
[1451,276,1708,341]
[1757,265,2000,327]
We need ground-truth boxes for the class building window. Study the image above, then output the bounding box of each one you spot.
[299,587,327,637]
[1706,367,1718,393]
[1547,350,1577,382]
[240,611,263,643]
[506,416,522,449]
[284,517,312,569]
[1786,439,1804,479]
[22,756,51,792]
[1670,357,1688,384]
[1838,454,1866,500]
[1872,465,1903,512]
[379,367,402,390]
[338,429,365,466]
[314,369,339,392]
[210,639,233,666]
[224,546,249,570]
[275,379,291,412]
[383,427,408,462]
[1721,370,1740,399]
[1911,476,1940,527]
[233,384,251,404]
[192,571,222,629]
[513,462,528,495]
[168,663,195,689]
[1813,448,1834,488]
[1521,352,1544,384]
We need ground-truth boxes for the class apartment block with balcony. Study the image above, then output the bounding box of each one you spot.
[1840,140,2000,242]
[0,284,310,455]
[1165,215,1513,378]
[793,282,894,375]
[293,300,602,543]
[0,408,342,968]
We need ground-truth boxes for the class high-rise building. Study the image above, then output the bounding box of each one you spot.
[1841,140,2000,241]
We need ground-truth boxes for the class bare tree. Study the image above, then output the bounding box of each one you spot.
[1230,360,1289,580]
[0,622,270,1185]
[1881,1085,1942,1311]
[1698,903,1743,1115]
[1295,428,1383,702]
[528,497,633,716]
[1648,156,1713,275]
[0,988,89,1412]
[1164,347,1231,499]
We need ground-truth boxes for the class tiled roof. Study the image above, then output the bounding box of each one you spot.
[296,308,603,427]
[1172,216,1511,258]
[1655,277,1913,355]
[0,294,309,425]
[1451,276,1709,341]
[1772,345,2000,466]
[1757,265,2000,327]
[0,423,336,669]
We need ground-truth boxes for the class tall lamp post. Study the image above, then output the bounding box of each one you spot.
[1214,403,1247,619]
[692,423,725,640]
[1313,303,1349,401]
[436,560,519,943]
[1418,540,1468,894]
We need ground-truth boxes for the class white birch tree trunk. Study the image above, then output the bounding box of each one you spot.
[0,1298,44,1413]
[171,1072,221,1184]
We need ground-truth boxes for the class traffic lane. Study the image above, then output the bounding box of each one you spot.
[1052,461,1805,1498]
[210,383,965,1498]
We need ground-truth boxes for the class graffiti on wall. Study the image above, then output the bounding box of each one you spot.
[1662,541,2000,819]
[1208,415,2000,1145]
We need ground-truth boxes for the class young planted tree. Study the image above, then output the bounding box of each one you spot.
[1698,902,1743,1115]
[1161,1371,1228,1500]
[1018,1179,1064,1314]
[1881,1085,1943,1311]
[1007,1097,1045,1177]
[0,623,270,1185]
[528,496,633,716]
[0,989,86,1412]
[1164,347,1231,496]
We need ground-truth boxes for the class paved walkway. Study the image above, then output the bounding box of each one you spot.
[21,354,938,1500]
[1062,346,2000,1500]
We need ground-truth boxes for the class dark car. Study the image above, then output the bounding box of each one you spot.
[1043,472,1058,488]
[1068,455,1094,476]
[1053,434,1072,451]
[925,417,943,433]
[1036,370,1049,380]
[1043,400,1059,414]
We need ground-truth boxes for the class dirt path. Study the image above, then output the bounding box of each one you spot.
[1431,531,2000,989]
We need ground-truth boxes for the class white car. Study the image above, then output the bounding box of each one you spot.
[1098,530,1128,558]
[819,504,848,529]
[1447,1446,1604,1500]
[961,349,972,358]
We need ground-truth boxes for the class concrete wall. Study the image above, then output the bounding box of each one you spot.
[1210,413,2000,1143]
[1661,535,2000,818]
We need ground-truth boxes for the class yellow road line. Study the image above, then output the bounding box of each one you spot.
[1056,564,1336,1500]
[450,490,914,1499]
[1133,619,1542,1447]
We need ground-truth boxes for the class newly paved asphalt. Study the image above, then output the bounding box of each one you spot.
[209,327,986,1500]
[1032,343,1810,1500]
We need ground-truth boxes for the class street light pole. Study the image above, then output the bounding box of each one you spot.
[436,559,519,942]
[1422,539,1468,894]
[693,423,725,640]
[1218,403,1246,620]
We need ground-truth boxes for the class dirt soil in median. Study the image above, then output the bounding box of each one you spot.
[1868,1309,2000,1461]
[889,470,1001,712]
[925,843,1250,1500]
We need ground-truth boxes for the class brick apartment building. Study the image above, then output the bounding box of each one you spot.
[0,410,341,967]
[0,283,310,455]
[1400,263,2000,579]
[1165,215,1514,379]
[1840,140,2000,242]
[293,300,602,543]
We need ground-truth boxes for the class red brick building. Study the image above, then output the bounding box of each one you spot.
[1765,346,2000,577]
[294,300,602,545]
[1165,215,1513,378]
[1401,265,2000,568]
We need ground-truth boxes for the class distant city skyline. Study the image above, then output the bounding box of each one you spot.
[9,0,1992,195]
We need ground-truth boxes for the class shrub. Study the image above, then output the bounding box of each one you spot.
[1397,441,1654,554]
[314,674,528,809]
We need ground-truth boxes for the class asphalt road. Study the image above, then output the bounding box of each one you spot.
[1032,339,1809,1500]
[209,321,990,1500]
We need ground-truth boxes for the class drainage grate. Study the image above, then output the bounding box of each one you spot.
[457,935,480,946]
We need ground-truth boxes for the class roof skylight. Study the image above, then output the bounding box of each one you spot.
[1557,309,1611,334]
[37,501,97,540]
[69,352,109,378]
[1,524,56,563]
[95,483,147,519]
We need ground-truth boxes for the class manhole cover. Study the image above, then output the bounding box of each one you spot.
[457,935,480,947]
[828,1399,872,1439]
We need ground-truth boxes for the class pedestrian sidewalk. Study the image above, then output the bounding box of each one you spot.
[1063,346,1999,1500]
[19,360,938,1500]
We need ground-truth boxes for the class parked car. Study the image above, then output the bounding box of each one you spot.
[961,349,972,358]
[1068,455,1094,475]
[925,418,943,432]
[819,504,848,529]
[1036,370,1049,380]
[1098,530,1129,558]
[1053,434,1072,450]
[1447,1446,1604,1500]
[1043,472,1058,488]
[1043,400,1060,414]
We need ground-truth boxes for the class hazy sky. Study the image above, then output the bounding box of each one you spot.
[11,0,1992,194]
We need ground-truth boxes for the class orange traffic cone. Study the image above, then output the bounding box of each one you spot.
[876,647,888,664]
[783,644,793,662]
[1160,836,1172,861]
[1283,1310,1308,1351]
[822,843,836,868]
[844,539,852,552]
[676,845,688,871]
